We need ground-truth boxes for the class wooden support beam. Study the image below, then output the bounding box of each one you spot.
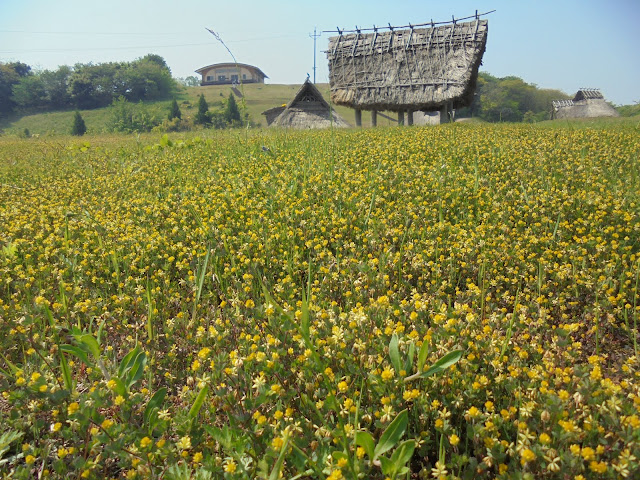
[355,109,362,127]
[397,110,404,126]
[371,110,378,127]
[407,110,414,126]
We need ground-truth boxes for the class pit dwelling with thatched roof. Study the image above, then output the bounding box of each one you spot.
[551,89,619,119]
[326,14,489,126]
[262,79,350,129]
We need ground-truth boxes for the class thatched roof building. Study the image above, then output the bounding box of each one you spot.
[262,79,350,129]
[326,18,488,112]
[551,89,619,119]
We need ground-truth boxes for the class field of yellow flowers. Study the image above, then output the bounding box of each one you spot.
[1,123,640,479]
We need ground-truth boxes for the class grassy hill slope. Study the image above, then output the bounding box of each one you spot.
[0,83,404,136]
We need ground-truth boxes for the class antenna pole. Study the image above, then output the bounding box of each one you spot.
[309,27,321,83]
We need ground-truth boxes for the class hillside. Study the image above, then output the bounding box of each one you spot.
[0,83,406,136]
[1,81,637,137]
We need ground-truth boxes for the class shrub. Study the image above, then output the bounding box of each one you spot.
[194,94,211,126]
[168,99,181,121]
[70,111,86,136]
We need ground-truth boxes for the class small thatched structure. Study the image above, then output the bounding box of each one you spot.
[552,89,619,119]
[263,79,350,129]
[262,106,285,126]
[327,18,488,114]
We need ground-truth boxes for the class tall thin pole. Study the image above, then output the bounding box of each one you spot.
[309,27,320,83]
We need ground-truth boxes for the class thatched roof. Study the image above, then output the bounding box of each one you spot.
[327,19,488,111]
[263,79,350,129]
[552,89,619,119]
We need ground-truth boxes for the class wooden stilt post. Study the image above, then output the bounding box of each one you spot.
[407,110,414,126]
[355,109,362,127]
[371,110,377,127]
[439,105,448,124]
[397,110,404,126]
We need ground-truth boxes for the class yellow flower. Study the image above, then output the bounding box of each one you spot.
[449,434,460,446]
[114,395,125,406]
[140,437,153,449]
[224,458,237,473]
[176,436,191,450]
[538,432,551,444]
[193,451,203,463]
[520,448,536,465]
[581,446,595,461]
[25,454,36,464]
[337,381,348,392]
[589,461,607,473]
[380,367,394,381]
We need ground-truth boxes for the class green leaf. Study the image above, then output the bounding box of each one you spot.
[378,455,394,476]
[125,351,147,388]
[419,349,463,379]
[188,385,208,420]
[355,431,375,459]
[269,434,290,480]
[374,409,408,460]
[144,387,167,426]
[390,440,416,471]
[417,340,430,373]
[78,334,100,360]
[110,377,126,397]
[405,341,415,373]
[300,288,310,345]
[60,344,90,366]
[59,351,73,391]
[0,430,23,460]
[118,345,141,379]
[0,353,20,375]
[389,333,401,373]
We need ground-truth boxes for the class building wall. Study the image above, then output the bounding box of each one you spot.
[200,65,264,85]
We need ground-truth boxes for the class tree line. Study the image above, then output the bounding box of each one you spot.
[457,72,573,122]
[0,54,176,118]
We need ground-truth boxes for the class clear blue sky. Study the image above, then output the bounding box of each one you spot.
[1,0,638,105]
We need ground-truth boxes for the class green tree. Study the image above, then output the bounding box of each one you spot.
[0,62,31,117]
[71,111,87,136]
[195,94,211,125]
[40,66,72,109]
[11,75,47,110]
[168,99,181,120]
[224,92,242,126]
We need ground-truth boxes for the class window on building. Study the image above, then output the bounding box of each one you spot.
[218,75,226,82]
[231,75,239,83]
[242,74,247,80]
[206,76,213,81]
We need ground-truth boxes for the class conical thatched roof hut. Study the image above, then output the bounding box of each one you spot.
[263,79,350,129]
[551,89,619,119]
[326,18,488,112]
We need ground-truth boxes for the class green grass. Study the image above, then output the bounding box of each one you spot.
[0,83,408,136]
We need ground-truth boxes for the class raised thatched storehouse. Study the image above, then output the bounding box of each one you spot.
[551,89,619,119]
[263,79,350,129]
[326,16,488,125]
